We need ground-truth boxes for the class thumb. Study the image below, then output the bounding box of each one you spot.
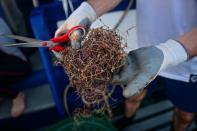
[52,51,63,60]
[123,71,156,97]
[55,22,69,37]
[112,56,137,84]
[123,47,164,97]
[55,27,64,37]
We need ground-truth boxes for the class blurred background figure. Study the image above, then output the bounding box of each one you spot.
[0,17,31,118]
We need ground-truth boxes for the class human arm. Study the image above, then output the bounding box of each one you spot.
[177,28,197,58]
[55,0,122,48]
[113,27,197,97]
[88,0,122,17]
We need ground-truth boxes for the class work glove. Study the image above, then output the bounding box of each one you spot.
[55,1,97,49]
[113,40,189,97]
[53,2,97,60]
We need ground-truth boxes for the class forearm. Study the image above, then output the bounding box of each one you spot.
[155,27,197,71]
[87,0,122,17]
[177,28,197,58]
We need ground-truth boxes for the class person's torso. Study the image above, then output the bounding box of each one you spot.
[136,0,197,82]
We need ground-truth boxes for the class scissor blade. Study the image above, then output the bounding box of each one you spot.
[0,34,42,42]
[0,42,49,47]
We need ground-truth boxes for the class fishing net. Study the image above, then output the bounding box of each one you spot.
[60,27,126,117]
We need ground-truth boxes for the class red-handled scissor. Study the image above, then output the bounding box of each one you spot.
[0,25,86,52]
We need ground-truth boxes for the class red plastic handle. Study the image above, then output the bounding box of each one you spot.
[49,25,84,52]
[49,46,65,52]
[50,25,84,43]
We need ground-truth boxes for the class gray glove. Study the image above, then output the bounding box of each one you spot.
[113,46,164,97]
[113,39,188,97]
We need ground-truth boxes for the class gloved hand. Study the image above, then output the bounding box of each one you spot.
[113,40,188,97]
[53,2,97,60]
[55,1,97,49]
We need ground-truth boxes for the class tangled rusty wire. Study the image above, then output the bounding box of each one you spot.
[61,27,126,117]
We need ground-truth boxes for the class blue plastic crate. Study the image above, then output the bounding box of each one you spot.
[30,2,66,39]
[30,2,67,117]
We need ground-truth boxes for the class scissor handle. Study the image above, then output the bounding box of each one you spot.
[49,46,66,52]
[50,25,85,43]
[50,25,85,52]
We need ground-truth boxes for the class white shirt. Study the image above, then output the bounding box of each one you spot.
[136,0,197,82]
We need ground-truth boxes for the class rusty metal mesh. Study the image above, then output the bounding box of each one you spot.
[61,27,126,117]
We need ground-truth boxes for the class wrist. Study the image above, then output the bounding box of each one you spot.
[77,2,97,23]
[63,1,97,31]
[156,39,188,70]
[176,37,196,58]
[176,28,197,58]
[88,0,122,17]
[173,40,191,59]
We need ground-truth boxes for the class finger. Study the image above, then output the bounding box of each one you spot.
[51,50,63,60]
[55,23,69,37]
[49,46,65,52]
[111,56,137,85]
[55,27,64,37]
[123,47,164,97]
[78,18,91,30]
[117,56,138,84]
[111,74,121,83]
[123,71,156,97]
[123,59,161,97]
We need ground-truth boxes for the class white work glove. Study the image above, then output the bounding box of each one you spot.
[55,1,97,49]
[113,40,188,97]
[53,2,97,60]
